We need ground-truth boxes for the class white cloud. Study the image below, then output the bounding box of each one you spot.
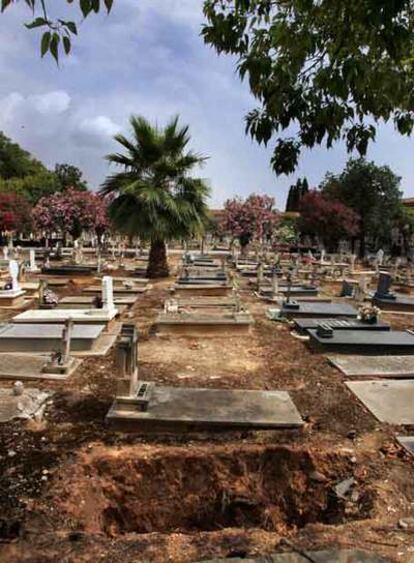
[29,90,71,115]
[77,115,120,138]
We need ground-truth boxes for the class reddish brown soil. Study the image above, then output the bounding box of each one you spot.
[0,262,414,562]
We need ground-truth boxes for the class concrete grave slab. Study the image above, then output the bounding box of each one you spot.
[294,317,390,334]
[0,386,50,423]
[346,380,414,425]
[107,386,303,432]
[199,549,391,563]
[13,307,118,325]
[155,311,254,335]
[57,295,136,308]
[83,285,147,295]
[0,353,81,380]
[329,355,414,378]
[281,302,358,319]
[309,329,414,355]
[0,322,105,352]
[172,284,232,297]
[397,436,414,456]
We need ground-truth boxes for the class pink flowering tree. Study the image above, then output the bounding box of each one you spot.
[299,190,360,252]
[223,194,279,252]
[33,188,109,242]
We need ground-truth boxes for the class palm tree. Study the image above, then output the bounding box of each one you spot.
[100,115,210,278]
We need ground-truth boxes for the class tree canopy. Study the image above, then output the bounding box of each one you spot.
[299,190,360,252]
[202,0,414,174]
[285,178,309,212]
[223,193,279,249]
[33,188,108,239]
[0,0,114,62]
[321,158,402,255]
[101,115,210,277]
[0,132,88,203]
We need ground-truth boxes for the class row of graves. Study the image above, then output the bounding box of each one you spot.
[0,243,153,423]
[108,251,304,432]
[263,262,414,458]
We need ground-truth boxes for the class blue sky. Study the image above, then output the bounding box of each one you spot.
[0,0,413,208]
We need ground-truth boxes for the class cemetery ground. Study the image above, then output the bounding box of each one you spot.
[0,267,413,561]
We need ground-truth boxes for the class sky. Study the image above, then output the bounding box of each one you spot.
[0,0,413,209]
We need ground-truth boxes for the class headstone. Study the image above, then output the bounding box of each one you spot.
[375,272,395,300]
[102,275,115,311]
[271,267,279,296]
[116,323,139,397]
[375,248,384,272]
[340,279,354,298]
[9,260,20,292]
[29,249,38,272]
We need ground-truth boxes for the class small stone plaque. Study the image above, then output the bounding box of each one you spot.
[346,380,414,425]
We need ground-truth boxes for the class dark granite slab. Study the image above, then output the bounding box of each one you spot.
[281,302,357,319]
[41,265,96,275]
[373,294,414,312]
[309,329,414,354]
[294,317,390,334]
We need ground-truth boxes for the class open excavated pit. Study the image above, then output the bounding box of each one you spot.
[51,444,374,537]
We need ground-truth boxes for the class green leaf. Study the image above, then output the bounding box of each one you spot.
[41,31,51,57]
[63,35,71,55]
[1,0,13,11]
[65,21,78,35]
[80,0,92,18]
[50,33,60,64]
[104,0,113,12]
[91,0,100,13]
[25,17,48,29]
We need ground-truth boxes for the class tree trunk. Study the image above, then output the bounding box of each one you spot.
[147,239,169,278]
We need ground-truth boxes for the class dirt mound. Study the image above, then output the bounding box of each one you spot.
[51,443,374,537]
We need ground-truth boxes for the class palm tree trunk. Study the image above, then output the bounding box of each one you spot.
[147,239,169,278]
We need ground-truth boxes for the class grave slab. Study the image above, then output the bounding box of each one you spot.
[57,295,136,308]
[281,302,357,319]
[345,380,414,424]
[0,386,50,423]
[13,307,118,325]
[309,329,414,355]
[260,285,319,297]
[294,317,390,334]
[107,386,303,431]
[41,264,97,275]
[373,294,414,312]
[155,311,254,335]
[0,353,81,380]
[82,285,147,295]
[0,323,105,352]
[329,355,414,378]
[397,436,414,456]
[200,549,390,563]
[173,284,232,297]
